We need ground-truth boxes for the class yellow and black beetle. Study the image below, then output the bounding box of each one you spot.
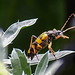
[27,13,75,60]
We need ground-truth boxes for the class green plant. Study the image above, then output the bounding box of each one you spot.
[0,18,75,75]
[10,48,75,75]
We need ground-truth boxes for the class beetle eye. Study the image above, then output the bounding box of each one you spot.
[57,30,62,35]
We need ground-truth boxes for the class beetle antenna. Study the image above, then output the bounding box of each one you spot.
[63,26,75,33]
[61,13,75,31]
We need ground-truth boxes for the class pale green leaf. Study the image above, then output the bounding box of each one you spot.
[11,48,31,75]
[2,18,38,47]
[34,52,48,75]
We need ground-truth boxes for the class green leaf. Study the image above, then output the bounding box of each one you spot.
[34,52,48,75]
[11,48,31,75]
[2,18,38,47]
[11,59,22,75]
[15,49,31,75]
[20,18,38,28]
[27,50,75,65]
[45,60,63,75]
[4,50,75,66]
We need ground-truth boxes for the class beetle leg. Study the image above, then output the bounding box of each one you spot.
[30,35,37,48]
[55,35,61,40]
[35,54,39,61]
[32,45,36,54]
[61,35,69,39]
[55,35,69,40]
[32,45,39,60]
[48,42,57,60]
[32,35,37,39]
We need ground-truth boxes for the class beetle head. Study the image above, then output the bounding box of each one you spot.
[55,13,75,39]
[52,29,69,39]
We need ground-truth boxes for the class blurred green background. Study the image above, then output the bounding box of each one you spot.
[0,0,75,75]
[0,0,66,51]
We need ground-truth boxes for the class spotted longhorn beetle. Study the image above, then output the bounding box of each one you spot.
[27,13,75,60]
